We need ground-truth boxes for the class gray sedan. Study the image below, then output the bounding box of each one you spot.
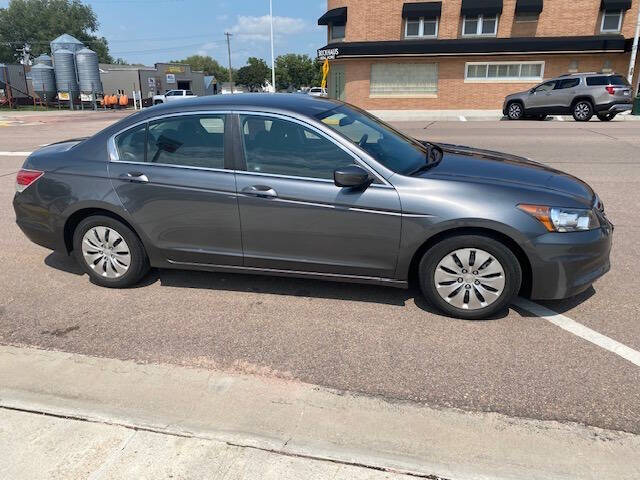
[13,94,612,319]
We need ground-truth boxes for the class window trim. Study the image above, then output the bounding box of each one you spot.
[236,111,388,185]
[514,12,539,23]
[330,22,346,41]
[464,61,545,83]
[404,16,439,39]
[369,63,439,98]
[600,9,623,33]
[462,14,499,36]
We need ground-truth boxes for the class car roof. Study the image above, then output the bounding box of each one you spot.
[147,93,344,117]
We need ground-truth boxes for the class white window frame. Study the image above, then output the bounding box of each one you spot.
[600,10,623,33]
[330,22,346,41]
[370,63,438,98]
[462,14,499,36]
[464,61,545,83]
[404,16,439,38]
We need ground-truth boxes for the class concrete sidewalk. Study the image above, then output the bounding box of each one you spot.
[1,345,639,480]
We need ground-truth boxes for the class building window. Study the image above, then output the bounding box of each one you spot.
[568,60,579,73]
[514,12,539,22]
[405,17,438,38]
[330,22,345,40]
[370,63,438,97]
[465,62,544,82]
[462,15,498,36]
[601,10,623,32]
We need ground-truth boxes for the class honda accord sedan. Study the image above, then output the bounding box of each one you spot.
[13,94,612,319]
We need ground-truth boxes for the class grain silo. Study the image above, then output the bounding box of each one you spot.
[50,33,84,54]
[76,47,102,94]
[31,63,56,99]
[53,48,79,94]
[34,54,53,67]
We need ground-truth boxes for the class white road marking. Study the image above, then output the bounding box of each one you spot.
[515,297,640,367]
[458,115,467,122]
[0,151,32,156]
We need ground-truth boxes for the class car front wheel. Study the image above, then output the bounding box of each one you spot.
[572,100,593,121]
[73,215,149,288]
[419,235,522,320]
[507,102,524,120]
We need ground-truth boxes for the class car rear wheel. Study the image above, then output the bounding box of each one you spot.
[507,102,524,120]
[572,100,593,121]
[597,113,616,121]
[73,215,149,288]
[535,115,547,121]
[419,235,522,320]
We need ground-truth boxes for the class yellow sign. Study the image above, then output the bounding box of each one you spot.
[321,59,329,89]
[166,65,185,73]
[58,92,70,100]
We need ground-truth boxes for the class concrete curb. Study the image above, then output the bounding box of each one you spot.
[1,345,639,480]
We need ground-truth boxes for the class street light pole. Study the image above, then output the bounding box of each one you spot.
[628,2,640,94]
[224,32,233,85]
[270,0,276,92]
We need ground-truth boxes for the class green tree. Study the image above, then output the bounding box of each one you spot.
[274,53,316,91]
[0,0,112,63]
[170,55,232,82]
[235,57,270,91]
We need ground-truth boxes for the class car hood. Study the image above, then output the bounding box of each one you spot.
[418,142,594,204]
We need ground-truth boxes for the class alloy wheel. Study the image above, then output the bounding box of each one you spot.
[508,103,522,119]
[433,248,506,310]
[81,226,131,278]
[574,102,591,120]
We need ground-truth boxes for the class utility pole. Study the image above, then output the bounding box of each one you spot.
[629,3,640,95]
[224,32,233,85]
[270,0,276,92]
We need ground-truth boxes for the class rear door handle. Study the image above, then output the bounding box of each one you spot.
[125,172,149,183]
[241,185,278,198]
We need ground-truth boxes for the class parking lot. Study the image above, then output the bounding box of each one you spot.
[1,109,639,435]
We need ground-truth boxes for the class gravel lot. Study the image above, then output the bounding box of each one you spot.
[1,109,639,434]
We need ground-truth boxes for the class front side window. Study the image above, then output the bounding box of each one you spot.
[534,81,556,93]
[463,14,498,36]
[240,115,354,180]
[330,22,345,40]
[370,63,438,96]
[405,17,438,38]
[601,10,623,32]
[115,124,147,162]
[145,114,225,169]
[465,62,544,81]
[316,104,430,176]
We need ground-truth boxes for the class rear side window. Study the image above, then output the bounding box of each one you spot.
[146,115,225,169]
[586,76,607,86]
[186,90,194,95]
[115,124,146,162]
[555,78,580,89]
[240,115,354,180]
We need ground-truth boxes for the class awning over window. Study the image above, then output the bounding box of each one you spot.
[318,7,347,25]
[515,0,543,14]
[600,0,631,11]
[460,0,503,16]
[402,2,442,19]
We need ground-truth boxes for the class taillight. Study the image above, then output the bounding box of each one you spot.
[16,169,43,193]
[605,86,615,95]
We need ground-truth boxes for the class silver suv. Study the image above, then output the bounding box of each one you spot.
[503,72,633,122]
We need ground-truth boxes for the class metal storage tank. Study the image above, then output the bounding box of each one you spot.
[53,48,78,93]
[50,33,84,53]
[76,47,102,93]
[31,63,56,98]
[34,54,53,66]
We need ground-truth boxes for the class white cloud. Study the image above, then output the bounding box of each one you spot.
[228,15,306,42]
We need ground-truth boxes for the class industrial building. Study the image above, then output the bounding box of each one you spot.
[99,63,208,102]
[317,0,640,111]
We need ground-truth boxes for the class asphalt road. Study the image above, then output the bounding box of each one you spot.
[1,110,639,434]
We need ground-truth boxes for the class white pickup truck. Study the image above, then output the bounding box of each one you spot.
[152,89,197,105]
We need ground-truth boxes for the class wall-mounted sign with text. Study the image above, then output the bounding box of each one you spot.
[166,73,176,84]
[317,48,339,60]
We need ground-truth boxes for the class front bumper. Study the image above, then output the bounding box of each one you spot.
[527,221,613,300]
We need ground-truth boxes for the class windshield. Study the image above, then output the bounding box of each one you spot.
[315,104,428,175]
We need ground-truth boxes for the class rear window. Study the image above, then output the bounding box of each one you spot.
[586,75,630,86]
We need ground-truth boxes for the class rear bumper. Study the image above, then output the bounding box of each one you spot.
[595,101,632,113]
[528,222,613,300]
[13,194,63,251]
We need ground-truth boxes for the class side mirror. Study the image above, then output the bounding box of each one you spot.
[334,165,371,188]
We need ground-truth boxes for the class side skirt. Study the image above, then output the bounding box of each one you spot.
[163,259,409,289]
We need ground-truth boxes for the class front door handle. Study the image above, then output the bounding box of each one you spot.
[125,172,149,183]
[241,185,278,198]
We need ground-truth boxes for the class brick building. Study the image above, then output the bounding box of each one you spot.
[317,0,640,111]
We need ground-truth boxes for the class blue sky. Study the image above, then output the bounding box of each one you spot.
[83,0,328,67]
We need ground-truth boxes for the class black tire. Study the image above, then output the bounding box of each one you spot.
[73,215,149,288]
[597,113,615,121]
[572,100,593,122]
[419,235,522,320]
[535,115,547,121]
[507,102,524,120]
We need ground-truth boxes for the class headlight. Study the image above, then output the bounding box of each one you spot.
[518,204,600,232]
